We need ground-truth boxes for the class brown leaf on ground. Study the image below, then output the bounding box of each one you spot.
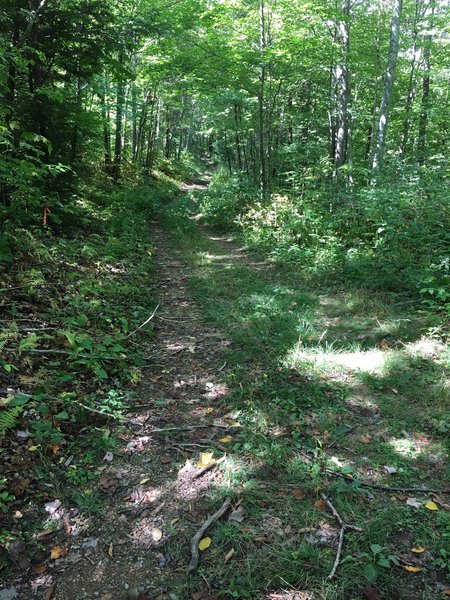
[362,585,381,600]
[45,583,56,600]
[32,564,47,575]
[50,546,68,560]
[292,490,306,500]
[314,499,326,511]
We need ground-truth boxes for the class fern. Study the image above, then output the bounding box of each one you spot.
[0,406,22,439]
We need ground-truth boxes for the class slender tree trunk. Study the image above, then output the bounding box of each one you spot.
[234,103,243,171]
[372,0,403,175]
[113,53,125,181]
[334,0,351,174]
[366,0,383,163]
[287,96,294,145]
[70,71,82,163]
[417,0,434,164]
[100,72,112,169]
[224,132,233,174]
[258,0,267,197]
[328,33,337,163]
[131,54,138,162]
[401,0,420,155]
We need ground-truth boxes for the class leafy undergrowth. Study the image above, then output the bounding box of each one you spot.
[197,169,450,318]
[0,174,180,576]
[162,196,450,599]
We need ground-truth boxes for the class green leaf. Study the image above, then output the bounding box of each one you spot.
[363,563,378,582]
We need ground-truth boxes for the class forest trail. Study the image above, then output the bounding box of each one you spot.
[16,189,448,600]
[49,215,240,599]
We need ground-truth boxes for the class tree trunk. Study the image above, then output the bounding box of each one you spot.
[258,0,267,197]
[400,0,421,155]
[417,0,434,164]
[100,72,112,169]
[334,0,351,172]
[113,53,125,181]
[372,0,403,175]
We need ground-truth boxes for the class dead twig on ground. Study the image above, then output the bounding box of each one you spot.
[126,303,160,338]
[150,424,230,434]
[188,497,231,572]
[321,493,362,579]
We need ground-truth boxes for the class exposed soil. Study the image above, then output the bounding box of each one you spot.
[12,216,236,599]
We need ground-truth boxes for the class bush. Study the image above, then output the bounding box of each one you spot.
[199,170,258,230]
[196,170,450,308]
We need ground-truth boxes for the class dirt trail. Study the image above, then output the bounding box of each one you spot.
[45,219,234,600]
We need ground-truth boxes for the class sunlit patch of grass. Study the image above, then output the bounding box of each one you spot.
[162,200,449,600]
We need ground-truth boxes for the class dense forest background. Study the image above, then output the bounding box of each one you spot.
[0,0,449,597]
[1,0,449,311]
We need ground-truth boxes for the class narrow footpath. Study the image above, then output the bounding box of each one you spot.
[51,220,235,600]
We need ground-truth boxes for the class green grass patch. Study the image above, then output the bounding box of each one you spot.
[162,194,449,599]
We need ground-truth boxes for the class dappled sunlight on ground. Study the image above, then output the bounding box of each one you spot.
[291,347,387,374]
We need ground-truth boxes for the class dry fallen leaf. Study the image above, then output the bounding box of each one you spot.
[45,583,56,600]
[198,537,212,551]
[197,452,216,469]
[107,543,113,557]
[362,585,381,600]
[406,497,422,508]
[152,528,163,542]
[314,499,326,511]
[403,565,422,573]
[140,478,150,485]
[228,506,245,523]
[32,564,47,575]
[383,465,397,475]
[50,546,68,560]
[218,437,233,443]
[292,490,306,500]
[224,548,235,563]
[411,546,425,554]
[358,435,372,444]
[425,500,439,511]
[442,589,450,596]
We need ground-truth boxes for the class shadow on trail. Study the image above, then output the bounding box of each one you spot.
[158,202,449,600]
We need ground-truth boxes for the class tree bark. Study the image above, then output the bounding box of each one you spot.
[258,0,267,197]
[372,0,403,175]
[113,53,125,181]
[334,0,351,172]
[417,0,434,164]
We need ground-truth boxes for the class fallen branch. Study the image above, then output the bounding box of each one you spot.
[321,493,363,533]
[150,424,230,434]
[321,493,362,580]
[328,527,345,580]
[188,497,231,572]
[126,303,160,338]
[325,469,450,494]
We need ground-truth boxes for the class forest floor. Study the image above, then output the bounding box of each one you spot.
[4,184,449,600]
